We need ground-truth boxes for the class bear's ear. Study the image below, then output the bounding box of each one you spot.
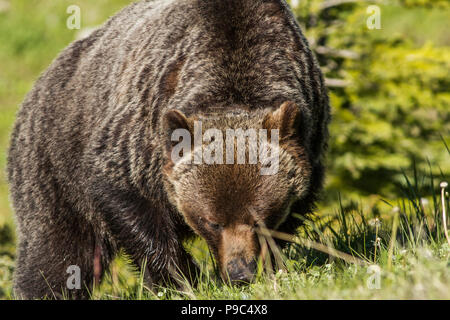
[262,101,300,141]
[162,109,193,156]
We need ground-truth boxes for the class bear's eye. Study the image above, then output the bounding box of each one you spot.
[208,222,222,231]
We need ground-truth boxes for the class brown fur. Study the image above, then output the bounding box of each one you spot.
[7,0,330,299]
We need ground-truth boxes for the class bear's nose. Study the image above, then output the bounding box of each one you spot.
[226,258,256,285]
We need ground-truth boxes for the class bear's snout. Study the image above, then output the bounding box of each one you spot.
[226,258,257,284]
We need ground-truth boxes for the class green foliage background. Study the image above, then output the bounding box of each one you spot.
[292,0,449,199]
[0,0,449,299]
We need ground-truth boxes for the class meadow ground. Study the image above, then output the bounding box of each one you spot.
[0,0,449,299]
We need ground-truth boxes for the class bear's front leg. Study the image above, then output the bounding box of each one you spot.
[132,243,200,291]
[96,188,199,291]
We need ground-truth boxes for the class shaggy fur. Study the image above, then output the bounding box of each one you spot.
[7,0,330,299]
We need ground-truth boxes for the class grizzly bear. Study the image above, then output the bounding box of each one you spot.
[7,0,330,299]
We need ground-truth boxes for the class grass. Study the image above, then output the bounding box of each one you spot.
[0,0,449,300]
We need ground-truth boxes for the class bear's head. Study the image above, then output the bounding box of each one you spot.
[161,101,311,284]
